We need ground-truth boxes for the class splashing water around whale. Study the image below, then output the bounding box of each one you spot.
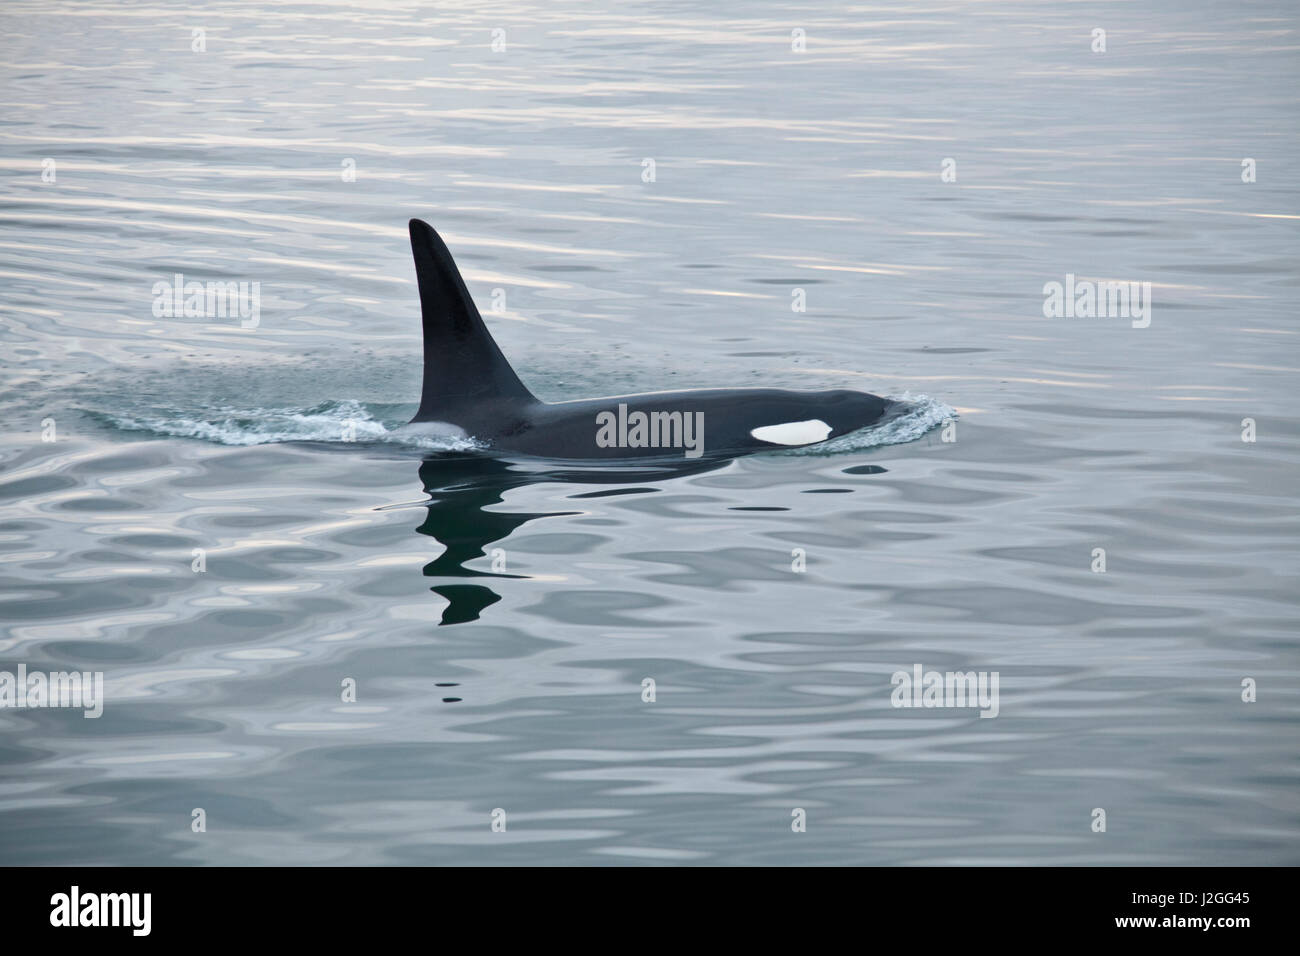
[105,394,952,453]
[104,218,950,458]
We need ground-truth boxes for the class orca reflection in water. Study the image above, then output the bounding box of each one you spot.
[402,218,895,460]
[417,454,730,625]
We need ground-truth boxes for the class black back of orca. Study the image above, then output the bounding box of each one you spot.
[406,218,892,460]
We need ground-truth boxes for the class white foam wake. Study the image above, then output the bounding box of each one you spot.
[107,400,483,451]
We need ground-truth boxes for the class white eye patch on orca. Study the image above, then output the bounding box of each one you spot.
[750,419,832,446]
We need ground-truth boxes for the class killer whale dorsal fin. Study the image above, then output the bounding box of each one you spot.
[408,218,535,418]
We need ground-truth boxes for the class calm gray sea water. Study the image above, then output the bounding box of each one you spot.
[1,1,1297,865]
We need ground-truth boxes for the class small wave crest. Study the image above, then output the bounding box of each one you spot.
[776,392,955,455]
[104,400,483,451]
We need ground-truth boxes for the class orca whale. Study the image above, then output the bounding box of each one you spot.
[404,218,893,460]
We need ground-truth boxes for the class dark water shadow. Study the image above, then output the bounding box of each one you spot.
[416,453,731,625]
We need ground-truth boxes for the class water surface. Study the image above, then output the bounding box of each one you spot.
[1,0,1298,865]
